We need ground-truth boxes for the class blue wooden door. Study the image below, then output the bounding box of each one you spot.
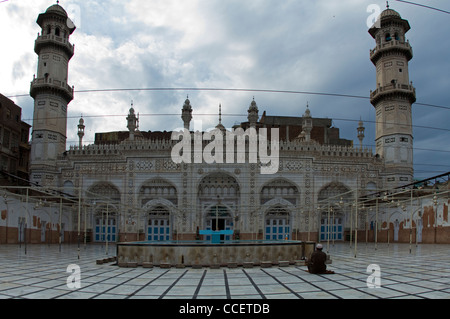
[95,217,116,242]
[147,218,170,241]
[265,218,290,240]
[320,217,343,241]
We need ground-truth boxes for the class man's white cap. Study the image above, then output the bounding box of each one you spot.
[316,244,323,249]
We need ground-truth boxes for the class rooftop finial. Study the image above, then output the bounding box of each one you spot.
[219,103,222,125]
[386,1,389,9]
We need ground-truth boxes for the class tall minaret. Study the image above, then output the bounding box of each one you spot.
[357,118,365,151]
[77,117,85,149]
[181,97,193,130]
[247,98,259,128]
[302,104,312,142]
[369,5,415,187]
[30,2,76,186]
[127,103,137,141]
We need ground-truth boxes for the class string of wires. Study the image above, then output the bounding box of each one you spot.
[393,0,450,15]
[8,87,450,111]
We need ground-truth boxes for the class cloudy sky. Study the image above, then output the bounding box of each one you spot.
[1,0,449,181]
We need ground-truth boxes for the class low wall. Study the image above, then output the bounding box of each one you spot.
[116,241,316,267]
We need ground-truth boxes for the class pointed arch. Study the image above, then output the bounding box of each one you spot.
[197,171,240,199]
[142,198,177,242]
[318,182,352,203]
[138,178,178,207]
[62,180,74,197]
[197,172,240,238]
[260,178,300,206]
[86,181,121,203]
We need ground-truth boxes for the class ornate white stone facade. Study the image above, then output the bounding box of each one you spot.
[25,4,420,243]
[53,111,386,242]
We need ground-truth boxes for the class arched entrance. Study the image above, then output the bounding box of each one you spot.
[198,172,240,240]
[318,182,352,242]
[260,179,299,241]
[93,204,118,242]
[139,179,178,242]
[320,214,344,241]
[87,182,121,243]
[260,178,299,206]
[146,205,171,241]
[138,179,177,207]
[264,206,291,240]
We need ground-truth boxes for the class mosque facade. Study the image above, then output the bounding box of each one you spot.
[4,3,448,245]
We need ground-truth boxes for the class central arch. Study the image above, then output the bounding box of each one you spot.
[260,178,300,206]
[142,198,177,242]
[138,179,178,241]
[264,205,291,240]
[260,179,299,240]
[138,178,177,207]
[197,172,240,240]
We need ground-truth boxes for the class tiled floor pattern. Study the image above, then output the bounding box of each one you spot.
[0,243,449,299]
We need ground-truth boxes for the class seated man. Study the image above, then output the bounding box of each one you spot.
[307,244,333,274]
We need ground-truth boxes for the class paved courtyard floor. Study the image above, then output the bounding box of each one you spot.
[0,242,449,300]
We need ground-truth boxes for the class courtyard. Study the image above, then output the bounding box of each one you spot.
[0,242,449,300]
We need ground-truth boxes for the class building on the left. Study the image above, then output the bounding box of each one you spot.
[0,94,31,186]
[0,2,75,245]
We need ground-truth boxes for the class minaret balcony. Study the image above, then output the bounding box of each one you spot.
[370,40,413,64]
[30,77,74,103]
[34,34,74,58]
[370,83,416,105]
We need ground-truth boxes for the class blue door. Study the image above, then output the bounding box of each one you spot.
[147,218,170,241]
[265,218,290,240]
[320,217,343,241]
[95,217,116,242]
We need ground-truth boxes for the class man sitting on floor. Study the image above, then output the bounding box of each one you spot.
[307,244,334,274]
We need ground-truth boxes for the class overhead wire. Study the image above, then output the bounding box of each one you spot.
[7,87,450,111]
[393,0,450,15]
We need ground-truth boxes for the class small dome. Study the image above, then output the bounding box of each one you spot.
[182,98,192,110]
[248,99,258,113]
[369,7,410,38]
[45,4,68,16]
[303,107,311,118]
[380,8,401,19]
